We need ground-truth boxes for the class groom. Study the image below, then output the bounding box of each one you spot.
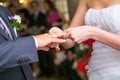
[0,6,66,80]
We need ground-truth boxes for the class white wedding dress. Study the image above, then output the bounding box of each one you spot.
[85,5,120,80]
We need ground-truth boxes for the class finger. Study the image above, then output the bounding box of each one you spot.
[49,27,63,34]
[53,33,70,38]
[49,29,55,35]
[49,43,56,48]
[51,38,67,44]
[63,32,70,39]
[48,43,60,51]
[69,37,75,41]
[37,47,49,51]
[55,44,60,51]
[69,32,75,41]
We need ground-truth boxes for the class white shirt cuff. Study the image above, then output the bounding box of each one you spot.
[33,36,38,48]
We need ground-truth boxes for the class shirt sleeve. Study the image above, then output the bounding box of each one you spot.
[33,36,38,48]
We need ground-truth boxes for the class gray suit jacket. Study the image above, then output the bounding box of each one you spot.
[0,6,38,80]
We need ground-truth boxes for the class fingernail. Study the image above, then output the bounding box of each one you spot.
[63,40,67,42]
[56,48,60,52]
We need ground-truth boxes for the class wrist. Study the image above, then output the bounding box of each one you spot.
[89,27,102,41]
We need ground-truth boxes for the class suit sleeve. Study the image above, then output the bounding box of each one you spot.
[0,36,38,69]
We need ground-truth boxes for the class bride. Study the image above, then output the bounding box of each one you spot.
[49,0,120,80]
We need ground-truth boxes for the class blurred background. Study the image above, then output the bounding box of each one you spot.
[0,0,79,27]
[0,0,94,80]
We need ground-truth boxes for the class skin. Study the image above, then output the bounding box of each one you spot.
[48,1,120,80]
[34,34,66,51]
[64,0,120,51]
[48,1,120,79]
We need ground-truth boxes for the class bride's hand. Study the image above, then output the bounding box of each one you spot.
[68,26,93,43]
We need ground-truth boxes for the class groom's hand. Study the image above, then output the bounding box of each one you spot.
[49,27,69,51]
[49,27,69,39]
[34,34,66,51]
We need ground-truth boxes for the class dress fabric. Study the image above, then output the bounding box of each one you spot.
[85,5,120,80]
